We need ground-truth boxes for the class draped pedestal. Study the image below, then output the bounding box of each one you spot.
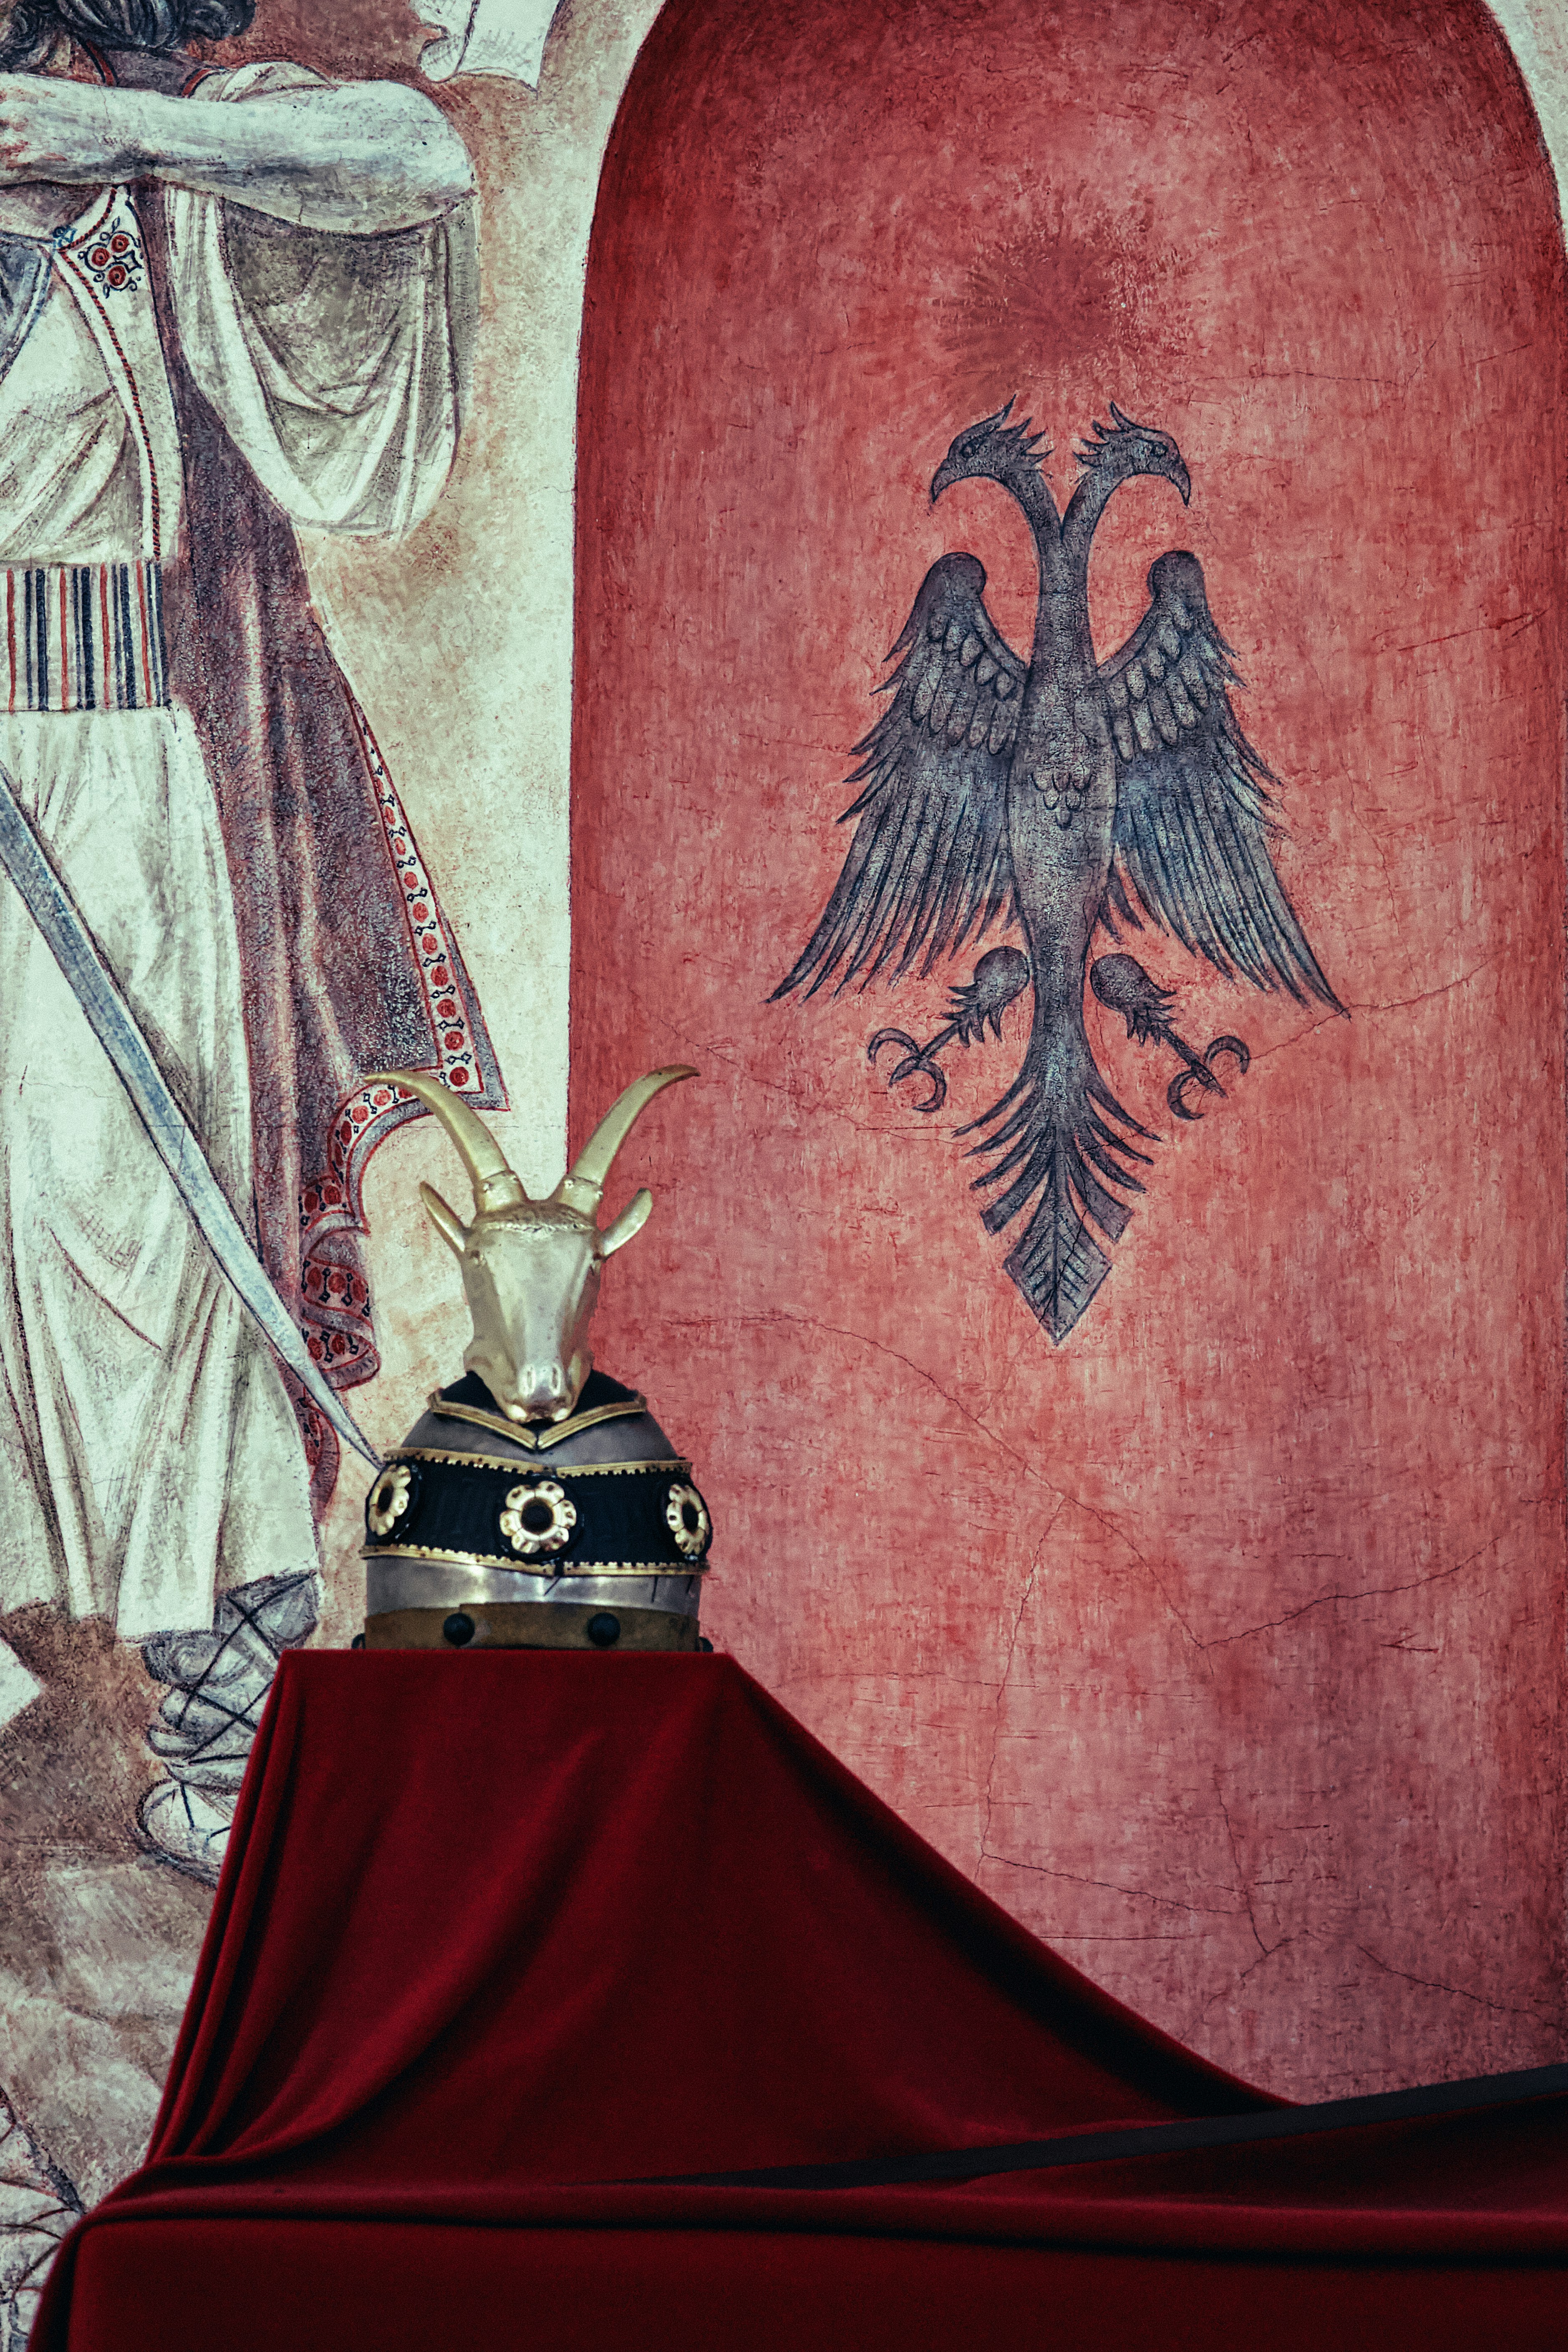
[32,1653,1568,2349]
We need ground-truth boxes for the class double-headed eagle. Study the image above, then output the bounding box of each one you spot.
[773,402,1342,1340]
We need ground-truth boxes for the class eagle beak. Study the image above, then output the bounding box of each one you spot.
[930,452,962,505]
[1175,462,1192,506]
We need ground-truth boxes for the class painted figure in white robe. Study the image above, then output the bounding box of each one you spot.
[0,0,503,1880]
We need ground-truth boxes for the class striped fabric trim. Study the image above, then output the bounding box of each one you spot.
[2,562,168,714]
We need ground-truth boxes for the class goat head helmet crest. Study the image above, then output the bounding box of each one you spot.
[366,1066,696,1425]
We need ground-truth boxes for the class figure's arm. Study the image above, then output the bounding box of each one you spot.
[0,73,474,234]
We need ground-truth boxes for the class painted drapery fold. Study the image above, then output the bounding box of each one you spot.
[142,68,504,1510]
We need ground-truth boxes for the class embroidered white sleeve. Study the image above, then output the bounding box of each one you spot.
[420,0,565,87]
[163,64,477,540]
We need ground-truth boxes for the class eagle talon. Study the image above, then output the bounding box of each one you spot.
[867,1027,922,1069]
[868,946,1031,1117]
[868,1027,951,1112]
[1203,1034,1250,1080]
[1168,1064,1226,1122]
[1093,955,1252,1126]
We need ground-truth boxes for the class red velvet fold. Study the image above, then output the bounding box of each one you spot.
[35,1656,1568,2349]
[156,1654,1268,2176]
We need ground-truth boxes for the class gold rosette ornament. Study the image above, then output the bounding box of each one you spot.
[665,1482,711,1559]
[500,1479,577,1558]
[366,1462,415,1538]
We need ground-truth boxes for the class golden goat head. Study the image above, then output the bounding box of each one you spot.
[367,1066,696,1424]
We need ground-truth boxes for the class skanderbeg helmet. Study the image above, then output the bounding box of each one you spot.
[357,1067,713,1654]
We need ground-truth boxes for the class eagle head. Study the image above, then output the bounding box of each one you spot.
[1076,404,1191,504]
[930,398,1051,505]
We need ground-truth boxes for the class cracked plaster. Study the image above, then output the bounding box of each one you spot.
[568,0,1568,2099]
[6,0,1568,2281]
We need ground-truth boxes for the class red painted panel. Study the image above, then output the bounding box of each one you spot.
[572,0,1568,2093]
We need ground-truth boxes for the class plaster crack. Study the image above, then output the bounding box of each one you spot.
[1196,1528,1510,1652]
[978,1848,1245,1922]
[734,1308,1064,1503]
[1347,957,1500,1017]
[1193,1934,1293,2031]
[1244,955,1497,1077]
[1245,1007,1347,1064]
[734,1309,1210,1666]
[1353,1941,1548,2023]
[1331,721,1414,992]
[1391,612,1540,655]
[1050,1931,1202,1944]
[978,1522,1056,1871]
[1051,1494,1210,1661]
[1214,1777,1273,1964]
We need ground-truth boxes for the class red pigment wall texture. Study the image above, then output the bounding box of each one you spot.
[571,0,1568,2096]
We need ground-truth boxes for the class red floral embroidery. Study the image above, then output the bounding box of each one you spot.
[68,207,144,298]
[294,698,504,1407]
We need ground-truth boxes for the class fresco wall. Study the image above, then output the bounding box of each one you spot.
[0,3,666,2337]
[571,0,1568,2098]
[0,0,1565,2339]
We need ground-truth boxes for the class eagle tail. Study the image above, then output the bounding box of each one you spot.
[959,1008,1155,1343]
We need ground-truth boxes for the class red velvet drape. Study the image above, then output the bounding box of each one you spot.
[33,1656,1568,2348]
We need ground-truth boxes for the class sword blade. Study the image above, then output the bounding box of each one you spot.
[0,759,382,1471]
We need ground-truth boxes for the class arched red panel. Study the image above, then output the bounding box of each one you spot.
[572,0,1568,2094]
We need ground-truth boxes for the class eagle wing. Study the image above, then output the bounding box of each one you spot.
[1099,552,1343,1011]
[771,552,1024,1001]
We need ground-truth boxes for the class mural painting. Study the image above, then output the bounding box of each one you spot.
[0,0,559,2336]
[572,0,1568,2106]
[0,0,1565,2339]
[775,399,1343,1335]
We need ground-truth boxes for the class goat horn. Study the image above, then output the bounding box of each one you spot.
[364,1071,528,1213]
[555,1066,696,1218]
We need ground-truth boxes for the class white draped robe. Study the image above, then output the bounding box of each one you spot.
[0,63,475,1722]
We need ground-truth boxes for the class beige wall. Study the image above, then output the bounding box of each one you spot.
[1493,0,1568,205]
